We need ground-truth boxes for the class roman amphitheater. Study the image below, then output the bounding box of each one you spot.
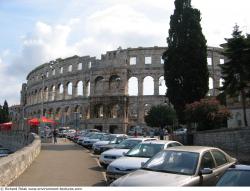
[19,46,231,133]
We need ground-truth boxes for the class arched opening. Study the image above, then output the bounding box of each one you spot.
[67,82,73,95]
[128,77,138,96]
[86,81,90,97]
[68,65,72,72]
[159,76,167,95]
[51,85,56,101]
[111,104,120,118]
[109,75,121,91]
[77,81,83,96]
[78,63,82,70]
[144,104,151,116]
[95,76,104,93]
[94,104,104,118]
[209,77,214,89]
[44,87,49,101]
[143,76,154,95]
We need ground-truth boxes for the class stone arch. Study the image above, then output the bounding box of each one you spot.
[44,86,49,101]
[209,77,214,89]
[110,104,120,118]
[86,80,90,97]
[68,65,72,72]
[109,75,121,90]
[78,63,82,70]
[76,81,83,96]
[95,76,104,93]
[55,107,62,121]
[48,108,54,118]
[128,77,138,96]
[143,76,154,95]
[51,85,56,101]
[94,104,104,118]
[67,82,73,96]
[129,103,138,118]
[159,76,167,95]
[58,83,64,100]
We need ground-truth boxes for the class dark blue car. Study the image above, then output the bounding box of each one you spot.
[217,165,250,186]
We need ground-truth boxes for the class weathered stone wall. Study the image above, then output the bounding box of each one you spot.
[193,127,250,164]
[0,131,34,152]
[0,133,41,186]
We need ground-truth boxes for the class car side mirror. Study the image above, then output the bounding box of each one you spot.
[199,168,213,175]
[141,162,145,167]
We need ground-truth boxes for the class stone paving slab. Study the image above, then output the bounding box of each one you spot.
[10,138,106,186]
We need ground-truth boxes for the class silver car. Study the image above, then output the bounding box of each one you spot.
[106,140,182,184]
[111,146,236,186]
[99,137,157,168]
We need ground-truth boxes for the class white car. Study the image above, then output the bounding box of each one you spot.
[82,133,108,148]
[77,132,97,144]
[92,134,127,154]
[106,140,182,184]
[99,137,157,168]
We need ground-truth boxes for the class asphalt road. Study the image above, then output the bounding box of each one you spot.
[10,138,107,186]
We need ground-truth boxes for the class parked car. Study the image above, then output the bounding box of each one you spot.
[93,134,128,154]
[216,164,250,186]
[128,126,144,136]
[0,148,12,157]
[82,133,109,148]
[77,132,97,145]
[106,140,183,184]
[99,137,157,168]
[173,128,187,135]
[111,146,236,186]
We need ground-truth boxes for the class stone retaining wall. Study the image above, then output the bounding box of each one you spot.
[193,127,250,164]
[0,134,41,186]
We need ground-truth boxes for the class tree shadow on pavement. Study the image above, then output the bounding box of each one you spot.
[92,180,107,186]
[89,166,106,172]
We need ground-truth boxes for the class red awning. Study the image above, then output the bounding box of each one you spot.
[28,117,57,126]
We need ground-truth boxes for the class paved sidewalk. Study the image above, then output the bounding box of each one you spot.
[10,139,106,186]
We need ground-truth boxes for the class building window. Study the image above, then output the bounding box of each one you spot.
[207,57,212,65]
[68,65,72,72]
[52,69,55,76]
[145,56,152,65]
[60,67,63,74]
[88,61,91,69]
[78,63,82,70]
[46,71,49,78]
[220,59,224,64]
[130,57,136,65]
[209,77,214,89]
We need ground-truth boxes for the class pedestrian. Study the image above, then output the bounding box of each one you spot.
[159,128,164,140]
[53,129,57,144]
[134,129,137,137]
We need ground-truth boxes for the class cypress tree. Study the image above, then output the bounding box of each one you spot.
[163,0,208,122]
[3,100,10,123]
[0,105,3,123]
[220,25,249,127]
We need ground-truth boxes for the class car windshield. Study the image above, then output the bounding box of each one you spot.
[217,170,250,186]
[115,139,141,149]
[125,143,164,158]
[142,150,199,175]
[100,135,114,141]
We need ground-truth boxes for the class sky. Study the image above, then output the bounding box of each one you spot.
[0,0,250,106]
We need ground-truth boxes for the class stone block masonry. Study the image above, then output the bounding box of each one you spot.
[0,134,41,186]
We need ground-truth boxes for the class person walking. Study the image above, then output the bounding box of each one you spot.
[53,129,57,144]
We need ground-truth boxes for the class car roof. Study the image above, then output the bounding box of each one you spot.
[229,165,250,171]
[165,146,218,153]
[140,140,180,145]
[110,134,127,137]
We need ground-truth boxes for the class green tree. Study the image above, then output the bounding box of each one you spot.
[163,0,208,123]
[185,98,231,131]
[144,105,176,139]
[220,25,250,127]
